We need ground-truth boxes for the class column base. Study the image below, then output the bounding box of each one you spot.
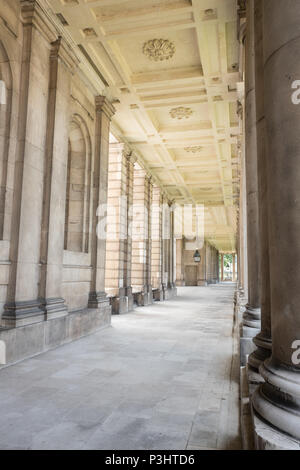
[240,362,300,450]
[126,288,134,312]
[197,280,207,286]
[175,280,185,286]
[248,332,272,372]
[111,296,129,315]
[163,285,177,300]
[44,297,68,321]
[88,291,110,309]
[252,358,300,442]
[243,304,261,329]
[1,300,45,328]
[240,323,260,366]
[252,406,300,450]
[153,289,164,301]
[133,291,152,306]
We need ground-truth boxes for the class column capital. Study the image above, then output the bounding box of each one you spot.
[95,96,116,120]
[127,152,138,164]
[50,37,79,73]
[20,0,57,43]
[238,0,246,15]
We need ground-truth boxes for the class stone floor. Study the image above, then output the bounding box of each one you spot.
[0,284,241,450]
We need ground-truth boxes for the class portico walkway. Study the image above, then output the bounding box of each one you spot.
[0,285,241,450]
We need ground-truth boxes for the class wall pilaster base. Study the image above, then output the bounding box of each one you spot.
[1,300,45,328]
[0,305,111,368]
[44,297,68,321]
[88,291,110,309]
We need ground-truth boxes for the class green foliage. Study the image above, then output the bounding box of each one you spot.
[223,254,232,268]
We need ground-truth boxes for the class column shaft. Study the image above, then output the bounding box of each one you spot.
[88,96,115,309]
[252,0,300,443]
[242,0,261,333]
[248,0,272,372]
[131,166,152,306]
[151,186,164,299]
[105,143,130,314]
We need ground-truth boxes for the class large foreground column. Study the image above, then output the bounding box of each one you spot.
[252,0,300,446]
[248,0,272,374]
[240,0,261,363]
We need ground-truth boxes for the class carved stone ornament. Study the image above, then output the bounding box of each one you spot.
[170,107,193,120]
[184,146,203,153]
[143,39,175,62]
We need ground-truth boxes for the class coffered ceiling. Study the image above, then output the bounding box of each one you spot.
[45,0,241,252]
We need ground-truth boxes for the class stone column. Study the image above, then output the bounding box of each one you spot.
[146,176,153,303]
[214,248,218,283]
[88,96,115,311]
[197,242,207,286]
[151,185,164,300]
[105,142,131,314]
[131,165,152,306]
[3,1,55,327]
[248,0,272,374]
[252,0,300,446]
[241,0,261,361]
[164,201,177,299]
[221,254,224,281]
[124,153,135,311]
[169,202,177,296]
[175,239,185,286]
[39,38,77,320]
[161,196,168,299]
[232,254,236,281]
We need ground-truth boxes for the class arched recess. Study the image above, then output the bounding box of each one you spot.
[64,115,92,253]
[0,41,13,240]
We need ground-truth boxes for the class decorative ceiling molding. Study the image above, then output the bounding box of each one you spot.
[170,107,193,120]
[143,39,175,62]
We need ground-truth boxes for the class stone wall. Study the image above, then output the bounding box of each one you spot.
[0,1,113,360]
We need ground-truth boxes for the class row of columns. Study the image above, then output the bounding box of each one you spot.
[104,145,177,313]
[238,0,300,447]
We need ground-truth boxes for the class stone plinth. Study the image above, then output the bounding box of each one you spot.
[0,306,111,368]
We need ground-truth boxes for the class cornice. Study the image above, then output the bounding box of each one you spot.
[95,95,116,120]
[50,37,79,73]
[20,0,57,43]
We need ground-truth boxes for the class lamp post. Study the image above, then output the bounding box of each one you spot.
[193,250,201,263]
